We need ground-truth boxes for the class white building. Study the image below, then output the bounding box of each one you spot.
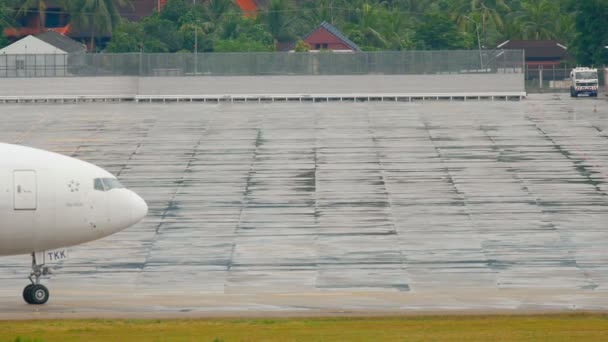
[0,31,86,77]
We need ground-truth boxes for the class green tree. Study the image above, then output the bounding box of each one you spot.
[414,12,468,50]
[160,0,190,23]
[141,13,184,52]
[342,2,390,50]
[106,13,184,53]
[66,0,132,52]
[263,0,297,42]
[203,0,236,22]
[213,15,274,52]
[471,0,510,43]
[105,21,143,52]
[301,0,341,29]
[294,39,311,52]
[214,38,273,52]
[450,0,509,47]
[569,0,608,66]
[0,0,12,48]
[99,0,581,55]
[377,7,414,50]
[554,13,576,46]
[509,0,559,40]
[177,0,243,52]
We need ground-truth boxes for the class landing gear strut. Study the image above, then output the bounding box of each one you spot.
[23,253,50,305]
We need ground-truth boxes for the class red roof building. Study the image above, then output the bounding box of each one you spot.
[302,22,360,52]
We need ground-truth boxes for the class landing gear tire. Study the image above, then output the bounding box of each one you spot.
[23,252,51,305]
[22,284,35,303]
[24,285,49,305]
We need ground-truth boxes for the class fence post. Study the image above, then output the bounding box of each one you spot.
[139,49,143,76]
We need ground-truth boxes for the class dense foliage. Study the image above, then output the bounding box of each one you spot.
[0,0,606,66]
[567,0,608,66]
[0,2,10,48]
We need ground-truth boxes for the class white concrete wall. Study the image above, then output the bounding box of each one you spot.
[605,68,608,94]
[0,77,138,96]
[138,74,525,95]
[0,74,525,97]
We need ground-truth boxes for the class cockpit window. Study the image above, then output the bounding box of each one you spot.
[104,178,125,190]
[94,178,105,191]
[93,178,125,191]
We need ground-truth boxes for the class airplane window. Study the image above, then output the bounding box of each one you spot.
[94,179,105,191]
[102,178,125,190]
[93,178,125,191]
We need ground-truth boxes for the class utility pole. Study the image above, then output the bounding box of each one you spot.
[463,16,483,71]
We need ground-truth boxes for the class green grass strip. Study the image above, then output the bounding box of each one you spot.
[2,313,608,342]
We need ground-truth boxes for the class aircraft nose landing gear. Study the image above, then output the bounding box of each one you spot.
[23,253,50,305]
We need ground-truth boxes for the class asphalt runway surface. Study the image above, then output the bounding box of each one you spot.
[0,93,607,319]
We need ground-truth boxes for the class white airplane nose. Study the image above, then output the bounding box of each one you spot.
[130,192,148,225]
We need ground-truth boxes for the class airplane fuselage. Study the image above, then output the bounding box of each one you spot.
[0,143,147,256]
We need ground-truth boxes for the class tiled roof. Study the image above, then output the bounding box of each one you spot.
[236,0,258,11]
[35,30,86,53]
[497,40,570,60]
[304,21,361,51]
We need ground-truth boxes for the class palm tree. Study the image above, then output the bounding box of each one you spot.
[66,0,132,52]
[554,13,575,45]
[471,0,509,45]
[203,0,236,22]
[380,9,412,50]
[451,0,509,47]
[301,0,340,28]
[510,0,558,40]
[342,2,390,50]
[263,0,297,42]
[0,0,14,28]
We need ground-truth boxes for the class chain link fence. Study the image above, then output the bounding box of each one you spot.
[0,50,524,78]
[525,65,570,93]
[525,65,605,93]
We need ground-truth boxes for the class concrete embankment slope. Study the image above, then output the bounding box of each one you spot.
[0,74,525,101]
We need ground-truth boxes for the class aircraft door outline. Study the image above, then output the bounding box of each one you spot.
[14,170,37,210]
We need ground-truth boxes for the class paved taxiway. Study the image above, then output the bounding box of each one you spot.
[1,93,607,318]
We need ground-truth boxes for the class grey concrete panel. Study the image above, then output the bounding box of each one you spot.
[137,74,525,95]
[0,93,607,318]
[0,77,138,96]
